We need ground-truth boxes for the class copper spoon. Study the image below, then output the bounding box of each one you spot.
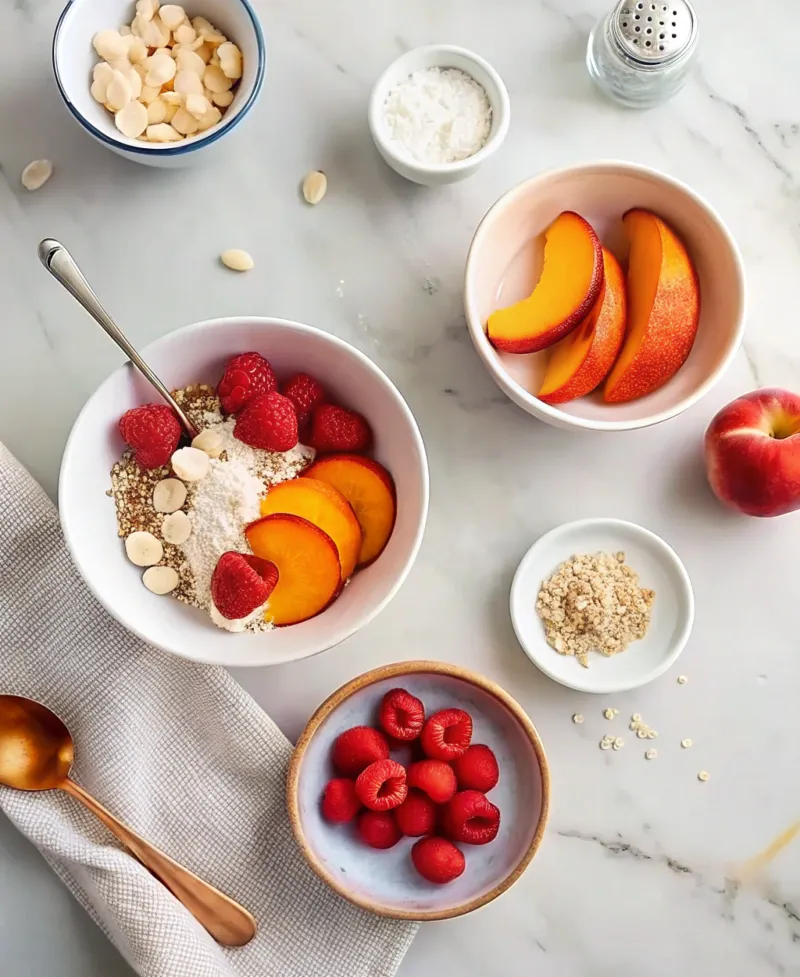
[37,239,198,438]
[0,694,256,947]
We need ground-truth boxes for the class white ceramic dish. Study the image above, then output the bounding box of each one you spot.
[368,44,510,187]
[288,661,549,920]
[464,161,746,430]
[52,0,266,167]
[59,316,429,667]
[510,518,694,693]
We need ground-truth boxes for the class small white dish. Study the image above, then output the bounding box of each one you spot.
[368,44,510,187]
[464,161,746,430]
[52,0,266,167]
[510,519,694,694]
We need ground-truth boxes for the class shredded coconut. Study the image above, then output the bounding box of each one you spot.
[381,66,492,165]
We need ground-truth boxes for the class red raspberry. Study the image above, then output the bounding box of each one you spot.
[281,373,326,425]
[407,760,457,804]
[379,688,425,742]
[321,778,360,823]
[355,759,408,811]
[234,392,298,451]
[442,790,500,846]
[331,726,389,778]
[118,404,182,470]
[309,404,371,454]
[210,552,279,620]
[394,790,436,837]
[217,352,277,414]
[411,837,465,884]
[451,744,499,793]
[358,810,402,849]
[420,708,473,761]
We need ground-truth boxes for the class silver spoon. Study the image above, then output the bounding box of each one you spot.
[38,239,198,438]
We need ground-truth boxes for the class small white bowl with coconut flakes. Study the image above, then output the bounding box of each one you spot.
[368,45,510,186]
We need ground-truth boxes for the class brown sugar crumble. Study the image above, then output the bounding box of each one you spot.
[536,551,655,668]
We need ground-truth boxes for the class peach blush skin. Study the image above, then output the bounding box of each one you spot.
[705,388,800,517]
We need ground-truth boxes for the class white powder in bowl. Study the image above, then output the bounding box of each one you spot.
[381,66,492,165]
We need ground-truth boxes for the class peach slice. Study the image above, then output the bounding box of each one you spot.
[604,209,700,403]
[487,211,604,354]
[245,514,341,626]
[538,248,626,404]
[259,479,362,580]
[302,454,396,567]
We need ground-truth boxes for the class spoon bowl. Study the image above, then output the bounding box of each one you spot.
[0,695,73,790]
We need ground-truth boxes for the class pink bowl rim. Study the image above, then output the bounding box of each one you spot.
[463,160,747,432]
[58,315,430,667]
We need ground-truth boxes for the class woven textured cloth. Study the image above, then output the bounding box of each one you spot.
[0,442,416,977]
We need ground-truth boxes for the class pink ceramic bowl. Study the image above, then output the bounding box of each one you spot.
[59,317,429,667]
[464,161,746,431]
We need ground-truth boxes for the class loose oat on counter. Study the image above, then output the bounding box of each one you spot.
[536,551,655,668]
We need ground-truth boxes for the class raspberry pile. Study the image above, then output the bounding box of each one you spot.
[321,687,501,884]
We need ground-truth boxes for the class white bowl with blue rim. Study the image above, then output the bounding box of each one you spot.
[52,0,265,167]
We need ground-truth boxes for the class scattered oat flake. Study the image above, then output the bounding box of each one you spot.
[698,770,710,782]
[681,738,692,749]
[572,713,584,724]
[677,675,688,684]
[645,749,657,760]
[21,159,53,191]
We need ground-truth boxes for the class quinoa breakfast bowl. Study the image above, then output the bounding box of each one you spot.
[59,317,429,667]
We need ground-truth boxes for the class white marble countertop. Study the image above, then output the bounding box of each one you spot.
[1,0,799,974]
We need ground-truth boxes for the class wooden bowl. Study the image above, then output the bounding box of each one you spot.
[287,661,550,920]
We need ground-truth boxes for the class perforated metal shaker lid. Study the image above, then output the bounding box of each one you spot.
[611,0,697,64]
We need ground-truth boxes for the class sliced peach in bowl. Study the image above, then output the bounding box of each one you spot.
[538,248,626,405]
[487,211,603,354]
[302,455,397,567]
[260,479,362,581]
[604,208,700,404]
[245,513,342,626]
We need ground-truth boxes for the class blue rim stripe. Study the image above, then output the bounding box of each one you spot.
[52,0,266,156]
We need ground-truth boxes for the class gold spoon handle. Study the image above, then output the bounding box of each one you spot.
[61,779,256,947]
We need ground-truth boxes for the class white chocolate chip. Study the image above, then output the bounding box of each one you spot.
[158,4,186,30]
[145,53,176,88]
[220,249,254,272]
[143,565,180,595]
[171,105,200,134]
[612,737,624,750]
[302,170,327,205]
[681,738,693,749]
[174,70,204,96]
[162,510,192,544]
[152,477,187,513]
[106,69,132,111]
[146,122,182,141]
[572,713,584,724]
[631,713,641,722]
[93,29,128,62]
[21,159,53,191]
[645,749,657,760]
[191,428,224,457]
[185,92,212,119]
[203,64,232,93]
[171,446,209,481]
[217,41,242,79]
[175,48,206,76]
[125,531,163,567]
[677,675,688,685]
[603,708,616,720]
[210,89,233,107]
[697,770,710,782]
[147,97,168,124]
[173,23,196,44]
[599,739,612,750]
[115,100,148,138]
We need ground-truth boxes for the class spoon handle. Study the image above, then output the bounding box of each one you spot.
[61,779,256,947]
[37,239,198,438]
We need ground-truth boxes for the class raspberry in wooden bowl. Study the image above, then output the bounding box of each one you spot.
[287,661,550,920]
[59,316,429,667]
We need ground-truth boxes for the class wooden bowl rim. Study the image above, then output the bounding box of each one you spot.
[286,659,551,921]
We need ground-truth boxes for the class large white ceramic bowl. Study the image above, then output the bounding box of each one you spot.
[53,0,265,167]
[464,161,746,431]
[368,45,510,187]
[59,317,429,667]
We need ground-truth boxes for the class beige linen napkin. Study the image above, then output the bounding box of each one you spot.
[0,442,417,977]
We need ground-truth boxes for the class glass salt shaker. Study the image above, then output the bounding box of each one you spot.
[586,0,698,108]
